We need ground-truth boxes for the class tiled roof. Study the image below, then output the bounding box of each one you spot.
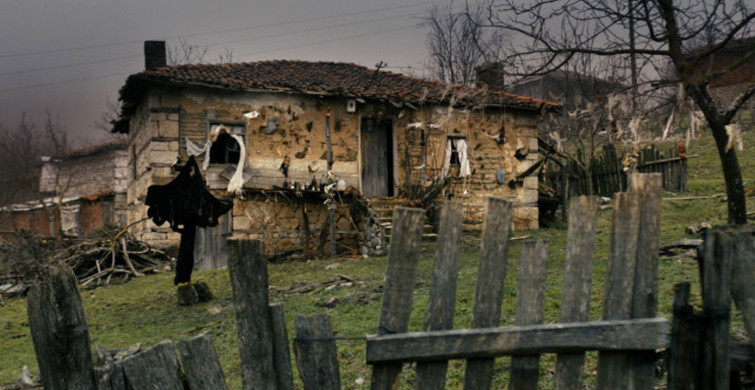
[116,60,558,132]
[55,138,127,159]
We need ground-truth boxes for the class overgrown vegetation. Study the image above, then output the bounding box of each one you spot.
[0,130,753,388]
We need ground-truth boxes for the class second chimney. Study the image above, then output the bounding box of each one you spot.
[144,41,167,71]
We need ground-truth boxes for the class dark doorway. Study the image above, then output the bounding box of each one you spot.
[361,118,394,197]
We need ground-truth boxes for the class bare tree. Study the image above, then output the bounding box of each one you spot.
[166,37,208,65]
[424,1,506,86]
[0,111,68,207]
[480,0,754,224]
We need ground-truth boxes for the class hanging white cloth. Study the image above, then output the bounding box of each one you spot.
[440,138,453,178]
[185,137,212,170]
[227,134,247,195]
[456,138,471,177]
[440,138,471,178]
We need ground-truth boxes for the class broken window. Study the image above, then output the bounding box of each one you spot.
[208,123,245,164]
[441,136,471,178]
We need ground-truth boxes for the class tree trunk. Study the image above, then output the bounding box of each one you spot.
[708,120,747,225]
[686,83,748,225]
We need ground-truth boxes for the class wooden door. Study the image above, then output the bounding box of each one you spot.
[194,214,231,270]
[361,119,394,197]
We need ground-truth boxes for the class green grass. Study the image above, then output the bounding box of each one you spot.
[1,130,753,388]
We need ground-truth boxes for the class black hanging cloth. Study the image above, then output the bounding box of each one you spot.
[144,156,233,285]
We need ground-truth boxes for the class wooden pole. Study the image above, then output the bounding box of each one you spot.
[596,192,641,389]
[270,303,295,390]
[294,314,341,390]
[27,262,96,390]
[509,239,548,390]
[628,173,662,389]
[227,239,278,390]
[370,207,426,390]
[667,282,703,389]
[176,334,228,390]
[554,196,599,390]
[121,341,183,390]
[464,198,513,390]
[415,202,464,390]
[726,225,755,346]
[699,228,733,389]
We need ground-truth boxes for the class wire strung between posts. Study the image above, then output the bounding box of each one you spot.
[294,336,368,343]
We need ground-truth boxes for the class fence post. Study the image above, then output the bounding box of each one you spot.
[509,239,549,390]
[667,282,703,390]
[628,173,662,389]
[727,226,755,348]
[370,207,426,390]
[464,198,513,390]
[227,239,278,390]
[120,341,184,390]
[294,314,341,390]
[597,192,641,389]
[270,303,295,390]
[415,202,464,390]
[699,228,733,389]
[554,196,599,390]
[26,262,96,390]
[176,334,228,390]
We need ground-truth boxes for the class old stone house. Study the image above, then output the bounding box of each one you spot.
[114,42,557,263]
[1,139,129,239]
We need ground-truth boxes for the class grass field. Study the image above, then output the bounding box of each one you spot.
[1,130,753,389]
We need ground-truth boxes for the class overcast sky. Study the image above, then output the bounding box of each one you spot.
[0,0,440,146]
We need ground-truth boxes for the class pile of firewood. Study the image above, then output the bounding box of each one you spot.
[0,230,174,299]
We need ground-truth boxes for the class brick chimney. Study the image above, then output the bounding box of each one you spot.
[144,41,167,71]
[475,62,506,91]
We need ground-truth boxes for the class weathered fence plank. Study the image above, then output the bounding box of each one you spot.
[699,228,733,389]
[176,334,228,390]
[270,303,295,390]
[463,198,514,390]
[121,341,184,390]
[294,314,341,390]
[597,192,641,389]
[510,240,549,390]
[464,198,513,390]
[727,225,755,346]
[366,318,669,363]
[415,202,464,390]
[227,239,278,390]
[628,173,662,389]
[668,282,702,390]
[554,196,599,390]
[370,207,426,390]
[94,360,126,390]
[26,263,96,390]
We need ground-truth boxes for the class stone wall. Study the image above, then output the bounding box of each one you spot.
[125,85,542,252]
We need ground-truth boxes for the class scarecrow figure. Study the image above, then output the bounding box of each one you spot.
[144,156,233,303]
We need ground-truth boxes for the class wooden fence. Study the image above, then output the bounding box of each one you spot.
[21,172,754,390]
[545,143,691,200]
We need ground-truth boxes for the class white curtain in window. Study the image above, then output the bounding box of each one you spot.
[440,138,471,178]
[227,134,247,195]
[440,139,453,178]
[456,138,471,177]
